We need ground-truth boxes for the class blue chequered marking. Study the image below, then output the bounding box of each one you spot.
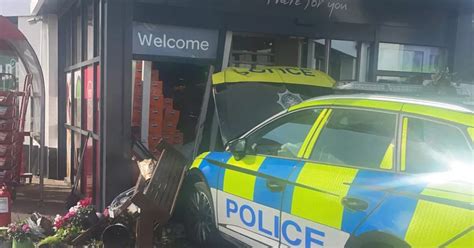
[282,162,305,213]
[341,170,394,234]
[344,171,426,239]
[253,157,301,210]
[199,152,232,189]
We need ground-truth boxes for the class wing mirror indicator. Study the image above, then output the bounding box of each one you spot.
[228,138,247,161]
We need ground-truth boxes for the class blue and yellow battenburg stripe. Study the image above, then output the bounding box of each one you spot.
[190,152,474,247]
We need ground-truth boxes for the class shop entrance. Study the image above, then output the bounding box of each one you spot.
[131,60,210,159]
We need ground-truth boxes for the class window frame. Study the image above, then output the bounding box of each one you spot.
[375,42,449,84]
[238,107,327,160]
[303,106,401,173]
[397,113,473,174]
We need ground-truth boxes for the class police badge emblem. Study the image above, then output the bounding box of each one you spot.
[277,89,304,109]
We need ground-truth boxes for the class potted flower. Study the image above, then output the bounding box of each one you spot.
[7,221,34,248]
[39,197,100,246]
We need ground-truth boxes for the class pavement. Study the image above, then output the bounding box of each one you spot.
[12,177,70,221]
[11,177,233,247]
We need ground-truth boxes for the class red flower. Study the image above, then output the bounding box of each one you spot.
[63,211,76,221]
[103,208,110,218]
[21,224,30,233]
[78,197,92,207]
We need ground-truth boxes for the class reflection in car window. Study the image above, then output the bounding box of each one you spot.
[405,118,473,173]
[247,109,321,158]
[310,109,397,169]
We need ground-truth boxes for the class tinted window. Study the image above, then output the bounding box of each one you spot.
[405,118,472,173]
[247,109,321,158]
[310,109,397,169]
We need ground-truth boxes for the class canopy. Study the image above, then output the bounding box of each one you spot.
[212,67,335,88]
[0,16,46,198]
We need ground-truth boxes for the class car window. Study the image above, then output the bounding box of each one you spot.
[246,109,322,158]
[309,108,397,169]
[404,118,473,173]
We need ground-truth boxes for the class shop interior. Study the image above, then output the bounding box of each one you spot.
[131,60,208,158]
[230,32,447,85]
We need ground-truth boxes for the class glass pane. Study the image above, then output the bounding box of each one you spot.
[66,72,72,125]
[310,109,397,169]
[82,135,94,197]
[378,43,447,73]
[230,34,275,68]
[94,0,99,57]
[247,109,321,158]
[74,70,81,127]
[74,132,82,190]
[405,118,472,173]
[358,42,371,82]
[314,39,326,71]
[329,40,358,81]
[86,0,94,60]
[84,66,94,130]
[66,129,72,181]
[73,13,81,64]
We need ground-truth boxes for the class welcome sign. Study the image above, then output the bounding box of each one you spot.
[133,23,219,59]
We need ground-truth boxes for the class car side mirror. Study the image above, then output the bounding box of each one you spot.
[228,138,247,161]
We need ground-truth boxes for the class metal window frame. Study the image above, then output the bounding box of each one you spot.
[396,113,473,174]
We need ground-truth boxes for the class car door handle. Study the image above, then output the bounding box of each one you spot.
[342,197,369,211]
[266,179,285,192]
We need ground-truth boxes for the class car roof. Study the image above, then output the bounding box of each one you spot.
[290,94,474,126]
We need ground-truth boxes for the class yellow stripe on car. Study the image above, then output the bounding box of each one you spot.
[405,200,474,247]
[467,127,474,142]
[291,98,403,112]
[303,110,332,159]
[297,109,329,158]
[422,182,474,204]
[446,229,474,247]
[291,163,358,229]
[400,118,408,172]
[402,104,474,127]
[379,143,394,170]
[190,152,210,169]
[223,155,265,201]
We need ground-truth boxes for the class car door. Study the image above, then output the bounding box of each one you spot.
[395,115,474,247]
[211,108,325,247]
[280,107,400,247]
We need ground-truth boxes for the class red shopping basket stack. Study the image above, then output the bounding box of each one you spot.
[0,73,32,186]
[0,90,20,183]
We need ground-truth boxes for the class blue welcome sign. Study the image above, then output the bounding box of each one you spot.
[133,22,219,59]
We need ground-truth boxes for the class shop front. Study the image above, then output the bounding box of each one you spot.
[131,22,220,159]
[32,0,472,208]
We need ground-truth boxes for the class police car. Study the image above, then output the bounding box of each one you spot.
[183,95,474,248]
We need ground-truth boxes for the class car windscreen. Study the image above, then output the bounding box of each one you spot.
[213,82,333,144]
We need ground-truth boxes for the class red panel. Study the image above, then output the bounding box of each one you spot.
[82,66,94,197]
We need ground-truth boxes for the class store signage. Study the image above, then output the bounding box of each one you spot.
[133,23,219,59]
[137,0,368,23]
[265,0,349,18]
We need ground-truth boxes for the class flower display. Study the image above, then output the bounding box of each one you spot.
[7,221,31,241]
[40,197,101,246]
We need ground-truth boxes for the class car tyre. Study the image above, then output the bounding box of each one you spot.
[184,181,219,247]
